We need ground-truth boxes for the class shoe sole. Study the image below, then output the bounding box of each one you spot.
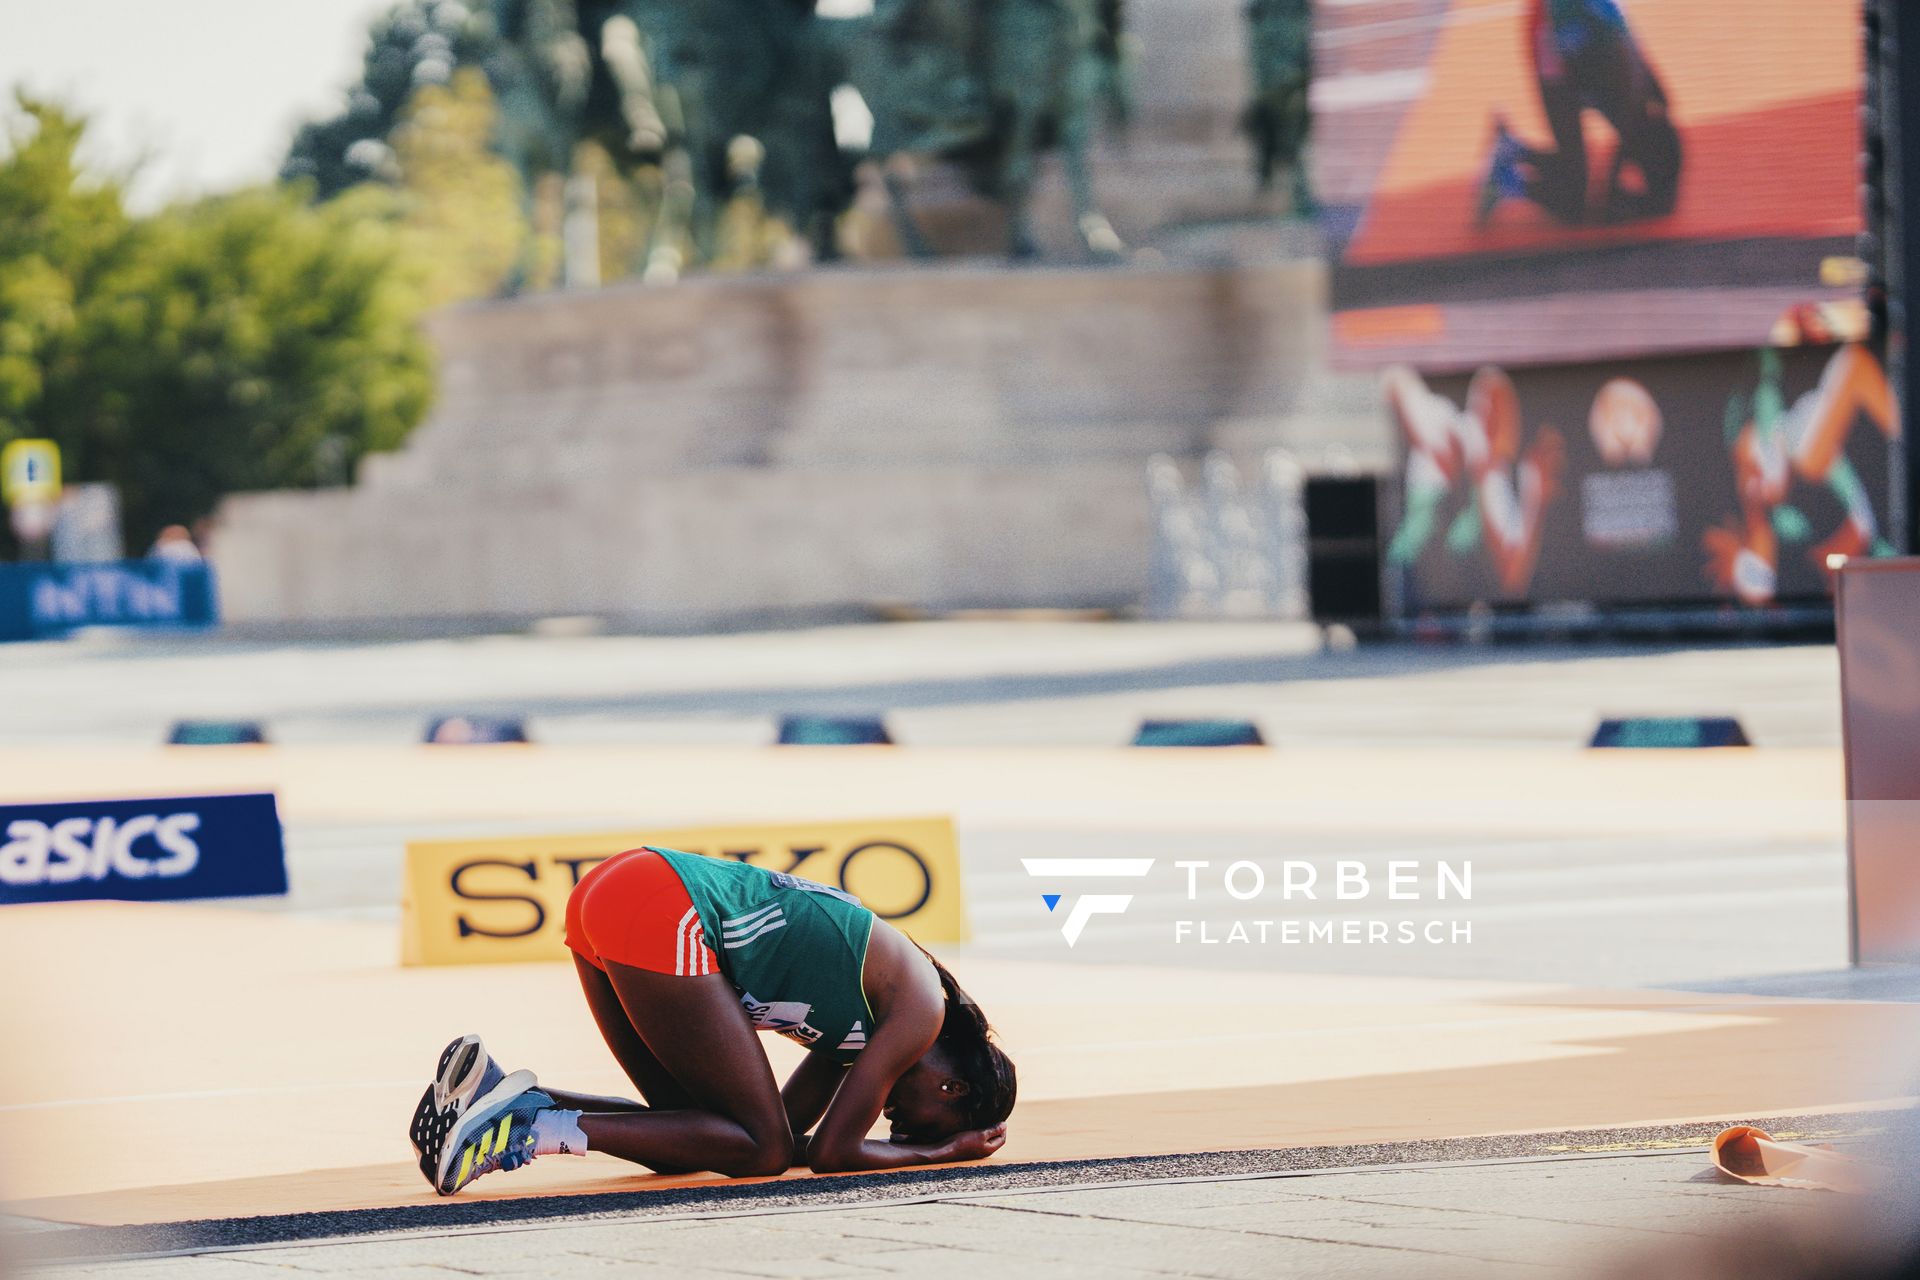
[433,1034,488,1114]
[410,1035,489,1168]
[409,1085,441,1172]
[434,1070,539,1195]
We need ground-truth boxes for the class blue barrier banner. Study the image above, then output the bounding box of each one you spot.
[0,560,219,642]
[1133,719,1267,748]
[0,792,286,905]
[1589,716,1752,749]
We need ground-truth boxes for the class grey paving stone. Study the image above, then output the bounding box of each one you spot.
[945,1188,1606,1272]
[956,1178,1327,1215]
[27,1149,1885,1279]
[835,1248,1172,1280]
[36,1262,313,1280]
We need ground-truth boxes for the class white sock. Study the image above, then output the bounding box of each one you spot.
[532,1108,589,1157]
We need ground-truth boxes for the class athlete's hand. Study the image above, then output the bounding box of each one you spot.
[935,1123,1007,1163]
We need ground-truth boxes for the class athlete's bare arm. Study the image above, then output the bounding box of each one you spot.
[805,990,947,1172]
[782,1051,848,1164]
[807,923,1005,1171]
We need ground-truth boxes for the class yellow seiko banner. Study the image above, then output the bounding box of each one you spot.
[401,816,967,966]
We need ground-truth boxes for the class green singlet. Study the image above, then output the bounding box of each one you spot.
[652,847,876,1062]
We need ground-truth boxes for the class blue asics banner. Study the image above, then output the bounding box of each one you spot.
[0,793,287,905]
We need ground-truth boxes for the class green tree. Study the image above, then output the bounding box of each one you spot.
[0,97,434,553]
[282,0,501,200]
[0,98,133,444]
[386,68,526,308]
[69,189,434,546]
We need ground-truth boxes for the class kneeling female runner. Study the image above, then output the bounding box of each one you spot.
[409,847,1015,1193]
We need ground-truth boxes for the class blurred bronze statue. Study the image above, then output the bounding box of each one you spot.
[828,0,1126,260]
[1243,0,1314,215]
[489,0,596,177]
[291,0,1129,273]
[593,0,1129,263]
[565,0,847,275]
[486,0,603,284]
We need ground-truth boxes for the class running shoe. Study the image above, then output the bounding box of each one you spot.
[1475,115,1526,226]
[408,1035,534,1187]
[435,1080,557,1196]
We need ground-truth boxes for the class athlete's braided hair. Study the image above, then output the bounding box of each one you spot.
[920,948,1017,1131]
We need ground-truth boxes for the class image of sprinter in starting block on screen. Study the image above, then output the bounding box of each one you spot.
[1477,0,1683,228]
[408,847,1016,1194]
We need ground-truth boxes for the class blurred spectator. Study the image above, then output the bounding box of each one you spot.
[148,525,203,563]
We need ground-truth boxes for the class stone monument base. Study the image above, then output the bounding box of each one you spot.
[211,259,1381,630]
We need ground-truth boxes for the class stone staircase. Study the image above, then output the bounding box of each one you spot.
[212,256,1381,631]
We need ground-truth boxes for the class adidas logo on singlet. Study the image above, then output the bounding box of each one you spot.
[837,1020,867,1052]
[722,904,788,949]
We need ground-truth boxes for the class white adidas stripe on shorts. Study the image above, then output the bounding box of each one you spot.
[675,906,713,975]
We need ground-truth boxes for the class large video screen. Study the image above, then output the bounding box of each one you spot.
[1382,342,1900,612]
[1322,0,1865,370]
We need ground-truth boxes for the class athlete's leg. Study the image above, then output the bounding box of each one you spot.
[1479,425,1565,595]
[1599,120,1679,221]
[1387,480,1446,566]
[1445,494,1484,553]
[572,954,699,1110]
[1704,502,1780,605]
[557,847,709,1114]
[1778,347,1897,561]
[1591,43,1680,222]
[575,962,794,1178]
[550,849,792,1177]
[1518,73,1589,223]
[1792,345,1898,480]
[1811,458,1888,563]
[1384,370,1459,564]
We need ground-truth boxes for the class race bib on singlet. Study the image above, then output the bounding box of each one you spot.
[767,870,861,905]
[739,992,827,1046]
